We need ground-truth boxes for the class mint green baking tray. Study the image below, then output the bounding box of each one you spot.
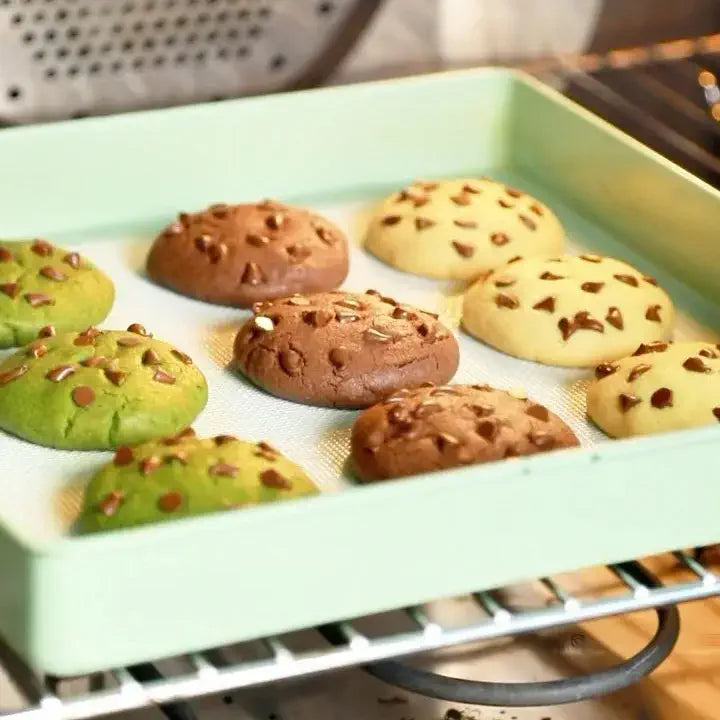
[0,68,719,676]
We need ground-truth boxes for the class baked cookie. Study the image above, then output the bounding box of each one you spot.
[78,432,317,533]
[233,290,459,408]
[147,200,348,307]
[365,178,565,280]
[352,384,579,481]
[0,325,207,449]
[462,255,674,367]
[587,340,720,438]
[0,239,114,348]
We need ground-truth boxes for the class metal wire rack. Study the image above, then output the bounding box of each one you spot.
[1,551,717,720]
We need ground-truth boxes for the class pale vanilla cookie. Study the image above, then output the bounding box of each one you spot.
[365,178,565,280]
[462,255,675,367]
[587,341,720,438]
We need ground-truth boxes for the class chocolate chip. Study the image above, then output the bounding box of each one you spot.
[72,385,95,407]
[303,309,333,328]
[256,440,278,459]
[365,289,381,297]
[714,408,720,422]
[329,347,348,368]
[0,248,12,263]
[463,183,481,193]
[533,296,555,313]
[575,311,604,333]
[158,491,183,512]
[422,309,439,319]
[126,324,150,337]
[241,261,265,285]
[643,275,658,286]
[580,254,602,263]
[287,244,312,263]
[315,226,336,245]
[452,241,475,258]
[153,369,176,384]
[507,255,523,263]
[605,306,623,330]
[0,364,28,385]
[38,325,55,338]
[208,243,228,264]
[279,348,302,376]
[451,193,471,206]
[472,384,492,391]
[25,293,54,307]
[633,341,668,356]
[381,215,402,226]
[194,234,212,251]
[210,435,235,447]
[27,343,47,359]
[581,281,604,293]
[260,469,291,490]
[645,305,662,322]
[180,211,193,224]
[540,271,564,280]
[114,446,134,465]
[380,296,398,307]
[558,317,573,341]
[417,323,432,338]
[498,199,514,209]
[172,349,193,365]
[142,349,161,365]
[699,348,718,359]
[494,274,515,288]
[415,217,435,230]
[506,187,523,198]
[364,327,392,343]
[0,283,19,299]
[117,336,141,347]
[651,387,673,409]
[627,363,651,382]
[614,274,638,287]
[530,431,554,448]
[98,491,124,517]
[495,293,519,309]
[245,233,270,248]
[490,232,509,246]
[476,419,498,441]
[46,364,76,382]
[210,462,239,477]
[104,369,126,386]
[526,404,549,422]
[683,356,710,373]
[530,203,544,216]
[519,214,536,230]
[454,219,478,229]
[595,363,617,379]
[265,213,285,230]
[470,403,494,418]
[40,266,67,282]
[619,393,641,412]
[31,239,53,257]
[391,306,416,320]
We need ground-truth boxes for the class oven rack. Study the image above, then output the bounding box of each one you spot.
[1,551,717,720]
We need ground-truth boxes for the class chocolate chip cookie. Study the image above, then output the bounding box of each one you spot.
[0,239,114,348]
[351,384,579,481]
[147,200,349,307]
[365,178,566,280]
[587,340,720,438]
[0,325,207,449]
[462,255,675,367]
[233,290,459,408]
[79,432,317,533]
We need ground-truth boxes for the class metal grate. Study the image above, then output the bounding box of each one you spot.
[1,552,717,720]
[0,0,376,123]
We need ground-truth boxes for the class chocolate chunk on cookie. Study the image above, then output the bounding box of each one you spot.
[0,239,114,348]
[587,340,720,438]
[79,434,317,533]
[147,200,348,307]
[233,290,459,408]
[365,178,565,281]
[462,255,674,367]
[351,384,579,481]
[0,326,207,449]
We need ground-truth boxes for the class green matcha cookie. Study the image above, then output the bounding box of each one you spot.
[0,239,115,348]
[78,432,318,533]
[0,325,207,449]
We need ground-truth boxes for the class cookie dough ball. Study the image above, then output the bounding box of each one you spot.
[365,178,565,280]
[587,340,720,438]
[462,255,675,367]
[147,200,349,307]
[79,433,317,533]
[0,325,207,449]
[0,239,114,348]
[352,384,579,482]
[233,290,459,408]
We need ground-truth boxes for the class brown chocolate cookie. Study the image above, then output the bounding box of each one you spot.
[146,200,349,307]
[233,290,459,408]
[351,384,579,481]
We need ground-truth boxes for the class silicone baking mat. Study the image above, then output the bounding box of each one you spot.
[0,173,716,545]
